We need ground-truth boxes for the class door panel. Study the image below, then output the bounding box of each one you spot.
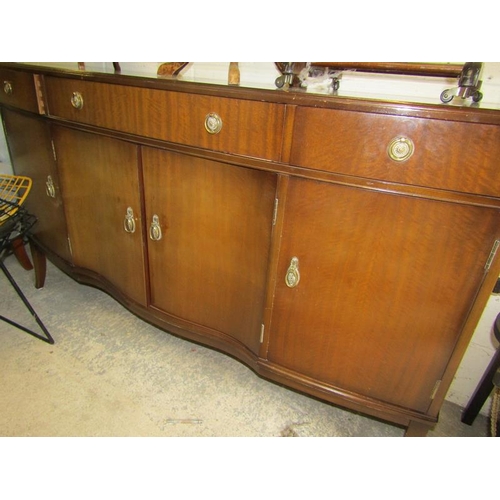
[268,178,500,412]
[53,126,147,306]
[2,110,72,262]
[142,147,277,354]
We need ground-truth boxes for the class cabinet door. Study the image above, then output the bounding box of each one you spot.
[2,109,71,262]
[142,147,277,354]
[268,178,500,412]
[52,126,147,306]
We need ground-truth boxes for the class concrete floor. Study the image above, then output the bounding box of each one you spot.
[0,251,493,438]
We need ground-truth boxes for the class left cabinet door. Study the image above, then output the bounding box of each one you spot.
[52,126,147,306]
[2,109,72,262]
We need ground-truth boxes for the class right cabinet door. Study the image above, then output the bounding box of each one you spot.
[142,147,277,355]
[268,177,500,412]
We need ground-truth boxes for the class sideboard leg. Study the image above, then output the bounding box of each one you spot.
[405,420,431,437]
[29,240,46,289]
[12,237,33,270]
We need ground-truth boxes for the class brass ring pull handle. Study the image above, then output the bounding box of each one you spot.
[124,207,136,233]
[45,175,56,198]
[285,256,300,288]
[70,91,84,110]
[149,214,162,241]
[3,81,13,95]
[387,136,414,162]
[204,112,223,134]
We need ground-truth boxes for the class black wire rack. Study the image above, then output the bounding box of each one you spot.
[0,198,36,250]
[0,182,54,344]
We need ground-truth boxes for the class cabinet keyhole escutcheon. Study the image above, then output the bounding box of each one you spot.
[150,214,162,241]
[124,207,136,233]
[45,175,56,198]
[3,80,13,95]
[70,91,84,110]
[285,256,300,288]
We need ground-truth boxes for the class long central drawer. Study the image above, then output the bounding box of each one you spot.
[44,76,285,161]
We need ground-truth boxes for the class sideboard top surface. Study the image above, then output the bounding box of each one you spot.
[2,62,500,126]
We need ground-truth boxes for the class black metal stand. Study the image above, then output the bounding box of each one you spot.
[461,313,500,426]
[0,199,54,344]
[0,257,54,344]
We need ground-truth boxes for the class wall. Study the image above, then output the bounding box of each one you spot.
[447,294,500,415]
[2,62,500,416]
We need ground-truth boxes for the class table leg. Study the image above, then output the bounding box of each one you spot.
[405,420,431,437]
[461,349,500,425]
[11,237,33,270]
[28,240,46,289]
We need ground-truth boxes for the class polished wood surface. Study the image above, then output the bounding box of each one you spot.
[52,126,147,306]
[11,237,33,270]
[44,76,286,161]
[0,69,39,112]
[29,240,47,289]
[6,62,500,125]
[3,63,500,435]
[291,107,500,197]
[142,147,277,354]
[1,109,72,262]
[267,178,500,412]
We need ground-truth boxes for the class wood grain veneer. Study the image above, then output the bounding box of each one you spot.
[52,126,148,306]
[3,63,500,436]
[142,147,277,354]
[1,109,72,263]
[267,178,500,412]
[291,107,500,197]
[44,76,286,162]
[0,69,39,113]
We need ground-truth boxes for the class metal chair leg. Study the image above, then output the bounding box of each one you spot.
[462,314,500,425]
[0,258,54,344]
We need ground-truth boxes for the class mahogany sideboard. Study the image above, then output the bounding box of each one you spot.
[2,63,500,436]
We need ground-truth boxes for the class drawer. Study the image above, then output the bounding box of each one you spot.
[44,76,285,161]
[291,107,500,197]
[0,69,39,113]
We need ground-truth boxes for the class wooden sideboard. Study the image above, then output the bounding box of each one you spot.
[2,63,500,436]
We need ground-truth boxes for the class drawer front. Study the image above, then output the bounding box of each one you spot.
[0,69,39,112]
[291,107,500,197]
[44,76,285,161]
